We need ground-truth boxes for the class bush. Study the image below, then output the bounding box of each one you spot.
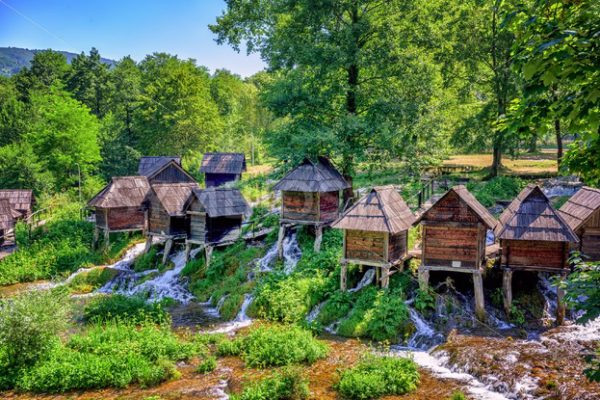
[414,288,435,313]
[467,176,525,208]
[83,294,170,325]
[336,355,419,400]
[197,356,217,374]
[450,391,467,400]
[133,247,160,272]
[17,322,192,392]
[65,267,118,294]
[0,290,70,389]
[232,367,309,400]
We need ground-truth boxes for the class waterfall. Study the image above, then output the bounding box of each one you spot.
[348,268,375,292]
[406,306,440,349]
[282,233,302,274]
[208,294,254,334]
[306,301,326,323]
[538,273,558,321]
[256,242,278,272]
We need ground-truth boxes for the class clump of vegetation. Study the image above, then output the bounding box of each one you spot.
[467,176,525,208]
[218,325,328,368]
[196,356,217,374]
[17,321,194,392]
[232,367,309,400]
[133,247,161,272]
[335,355,419,400]
[414,288,435,313]
[450,391,467,400]
[65,267,118,294]
[83,294,170,325]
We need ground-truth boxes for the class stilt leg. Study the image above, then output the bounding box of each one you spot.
[162,238,173,264]
[556,274,566,325]
[381,265,390,289]
[144,235,152,253]
[277,225,286,259]
[375,267,381,288]
[340,262,348,291]
[314,225,323,253]
[93,226,99,249]
[418,265,430,291]
[184,242,192,262]
[502,269,513,316]
[473,271,486,321]
[103,228,110,249]
[205,245,213,267]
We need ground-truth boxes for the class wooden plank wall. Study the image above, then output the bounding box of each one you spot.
[205,173,239,188]
[501,239,566,270]
[107,207,145,230]
[423,225,479,268]
[151,164,195,184]
[581,209,600,260]
[282,191,319,222]
[388,231,407,263]
[188,197,206,242]
[95,208,107,228]
[345,229,386,262]
[147,192,171,234]
[426,191,480,223]
[319,191,339,222]
[207,216,243,243]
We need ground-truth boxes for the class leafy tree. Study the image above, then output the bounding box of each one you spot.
[13,50,70,100]
[26,88,101,190]
[98,113,141,179]
[0,142,50,193]
[0,77,26,145]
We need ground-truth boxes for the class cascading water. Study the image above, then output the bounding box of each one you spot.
[282,233,302,274]
[406,306,441,349]
[349,268,375,292]
[306,301,326,323]
[538,273,558,321]
[208,294,254,334]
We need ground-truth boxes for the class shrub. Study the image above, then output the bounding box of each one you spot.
[336,355,419,400]
[232,367,309,400]
[66,267,118,294]
[414,288,435,313]
[83,294,170,325]
[133,247,160,272]
[467,176,525,208]
[197,356,217,374]
[450,391,467,400]
[0,290,70,389]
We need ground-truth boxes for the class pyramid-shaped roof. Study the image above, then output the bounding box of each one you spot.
[272,157,350,193]
[88,176,150,208]
[558,186,600,232]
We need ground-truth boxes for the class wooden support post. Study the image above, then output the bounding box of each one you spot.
[502,269,513,316]
[144,235,152,253]
[314,225,323,253]
[556,274,566,326]
[184,242,192,262]
[93,226,99,249]
[162,238,173,264]
[375,267,381,288]
[473,270,486,321]
[205,245,213,267]
[103,228,110,249]
[418,266,430,291]
[340,262,348,291]
[277,224,286,259]
[381,265,390,289]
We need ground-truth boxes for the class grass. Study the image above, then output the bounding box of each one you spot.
[232,367,309,400]
[65,267,119,294]
[443,150,557,176]
[83,294,170,325]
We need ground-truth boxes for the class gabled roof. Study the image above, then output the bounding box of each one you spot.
[0,189,34,213]
[495,184,578,242]
[558,186,600,232]
[187,187,249,218]
[272,157,351,193]
[200,152,246,175]
[88,176,150,208]
[138,156,181,177]
[332,186,415,234]
[0,199,15,231]
[151,182,199,216]
[416,185,496,229]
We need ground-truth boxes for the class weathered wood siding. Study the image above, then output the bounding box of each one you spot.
[345,229,386,262]
[106,207,145,231]
[580,209,600,260]
[388,231,408,263]
[146,191,172,235]
[205,173,240,188]
[423,225,481,268]
[501,239,567,270]
[282,191,319,222]
[150,164,195,184]
[95,208,107,228]
[207,216,243,243]
[319,191,340,222]
[188,197,206,243]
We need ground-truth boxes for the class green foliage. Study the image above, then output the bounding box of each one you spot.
[83,294,170,325]
[563,259,600,324]
[509,304,526,327]
[467,176,525,208]
[133,247,161,272]
[0,290,70,389]
[335,355,419,400]
[450,391,467,400]
[17,321,191,392]
[414,288,435,313]
[65,267,118,294]
[232,367,309,400]
[196,356,217,374]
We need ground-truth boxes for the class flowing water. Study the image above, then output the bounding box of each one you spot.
[282,233,302,274]
[306,301,326,323]
[348,268,375,292]
[208,294,254,334]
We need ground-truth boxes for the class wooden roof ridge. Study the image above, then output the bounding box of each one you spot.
[150,182,199,216]
[558,186,600,231]
[200,152,247,174]
[415,185,496,229]
[272,156,351,193]
[187,186,249,218]
[332,186,415,233]
[138,156,181,176]
[495,184,579,242]
[143,159,196,182]
[88,176,150,208]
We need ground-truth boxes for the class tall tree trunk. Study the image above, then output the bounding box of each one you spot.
[527,132,538,153]
[555,118,563,170]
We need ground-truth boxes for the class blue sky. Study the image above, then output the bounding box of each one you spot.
[0,0,265,77]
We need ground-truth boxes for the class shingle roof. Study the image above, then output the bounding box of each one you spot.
[138,156,181,177]
[496,184,578,242]
[0,199,15,231]
[200,152,246,174]
[88,176,150,208]
[0,189,34,214]
[272,157,351,193]
[416,185,497,229]
[332,186,415,234]
[188,187,249,218]
[151,182,199,216]
[558,186,600,232]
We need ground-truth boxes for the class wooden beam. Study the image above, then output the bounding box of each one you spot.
[418,265,429,291]
[340,262,347,291]
[473,270,486,321]
[502,269,513,316]
[277,224,286,259]
[314,225,323,253]
[162,238,174,264]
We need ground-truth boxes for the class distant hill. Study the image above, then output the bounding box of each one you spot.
[0,47,116,76]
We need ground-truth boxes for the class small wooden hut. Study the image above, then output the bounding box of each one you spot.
[559,186,600,261]
[272,157,350,253]
[0,199,16,246]
[0,189,34,220]
[184,187,249,262]
[138,156,195,184]
[416,185,496,319]
[144,182,199,262]
[87,176,151,246]
[200,152,247,187]
[496,184,578,323]
[332,186,416,290]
